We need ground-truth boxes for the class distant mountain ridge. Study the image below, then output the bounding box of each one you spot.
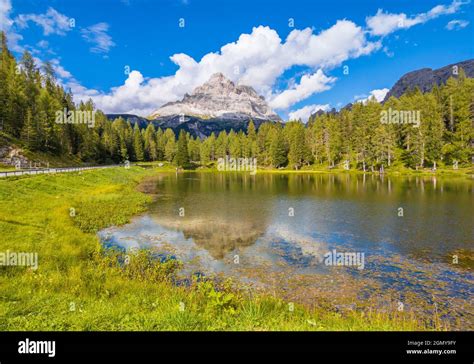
[105,113,272,139]
[383,59,474,101]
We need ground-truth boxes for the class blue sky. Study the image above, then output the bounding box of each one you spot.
[1,0,473,120]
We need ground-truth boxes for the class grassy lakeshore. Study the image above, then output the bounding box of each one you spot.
[257,165,473,176]
[171,161,472,177]
[0,166,440,330]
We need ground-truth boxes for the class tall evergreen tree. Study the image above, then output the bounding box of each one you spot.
[270,127,287,168]
[132,123,144,161]
[285,121,306,169]
[156,128,165,160]
[199,137,212,165]
[175,129,189,167]
[164,128,176,162]
[144,123,157,160]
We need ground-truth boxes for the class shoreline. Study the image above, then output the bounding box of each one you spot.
[136,162,473,178]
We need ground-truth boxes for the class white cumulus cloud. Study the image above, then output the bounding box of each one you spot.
[269,71,336,110]
[69,22,379,115]
[288,104,331,122]
[366,0,466,36]
[354,88,389,104]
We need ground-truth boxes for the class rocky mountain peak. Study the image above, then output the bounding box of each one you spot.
[193,72,236,96]
[149,72,281,121]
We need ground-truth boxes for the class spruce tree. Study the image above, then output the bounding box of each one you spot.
[174,129,189,167]
[164,128,176,162]
[200,138,212,165]
[285,121,306,169]
[270,127,287,168]
[132,123,144,161]
[144,123,157,160]
[156,128,165,161]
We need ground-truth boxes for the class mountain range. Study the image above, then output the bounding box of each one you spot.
[106,59,474,137]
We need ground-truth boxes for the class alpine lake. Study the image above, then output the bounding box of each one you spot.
[99,171,474,329]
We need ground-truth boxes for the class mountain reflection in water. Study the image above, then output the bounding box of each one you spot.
[99,172,473,329]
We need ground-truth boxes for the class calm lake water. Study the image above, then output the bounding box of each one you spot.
[99,172,474,329]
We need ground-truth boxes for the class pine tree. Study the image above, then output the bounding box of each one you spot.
[37,88,61,152]
[422,93,444,167]
[228,130,241,158]
[20,109,37,149]
[257,122,275,165]
[325,115,342,167]
[132,123,144,161]
[188,135,201,162]
[175,129,189,167]
[246,120,257,158]
[351,99,381,170]
[399,89,426,168]
[308,115,325,164]
[215,131,228,159]
[0,31,12,134]
[285,121,306,169]
[200,137,212,165]
[441,70,474,165]
[112,117,129,161]
[208,132,216,161]
[164,128,176,162]
[247,120,256,140]
[156,128,165,160]
[237,130,248,158]
[102,121,119,161]
[144,123,157,160]
[270,127,287,167]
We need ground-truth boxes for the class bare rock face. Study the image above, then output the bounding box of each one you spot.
[0,146,30,168]
[150,72,281,121]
